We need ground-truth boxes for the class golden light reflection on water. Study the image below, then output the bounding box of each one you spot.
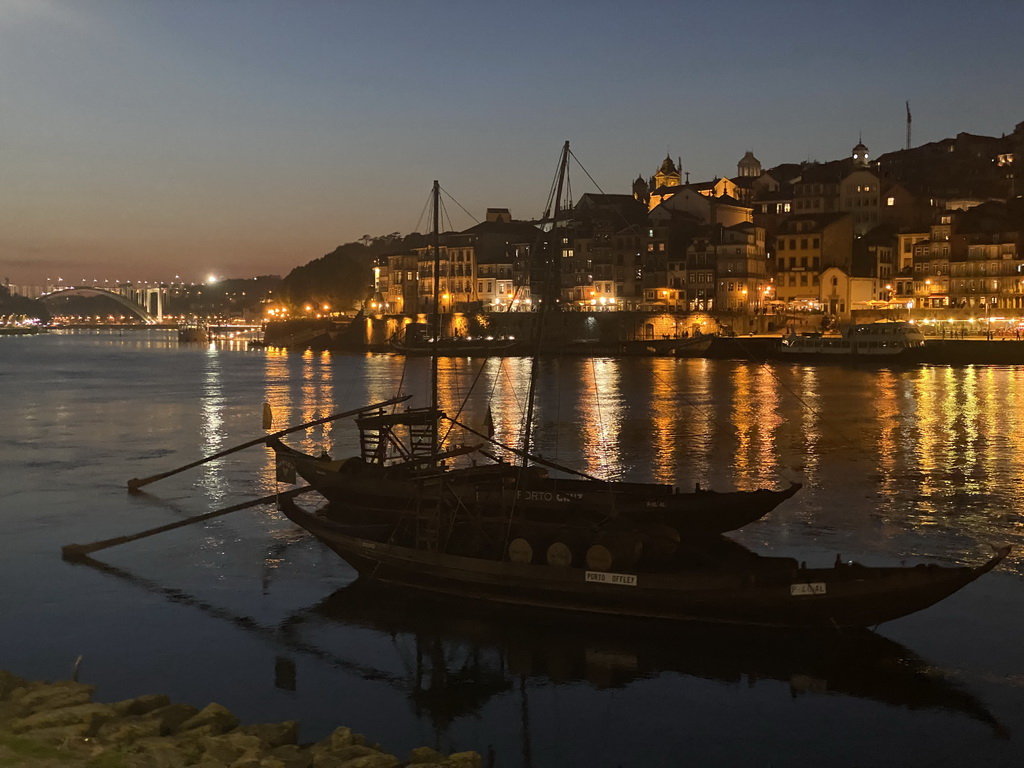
[728,366,786,489]
[874,370,900,499]
[575,359,625,478]
[198,346,225,500]
[792,367,821,486]
[676,359,715,485]
[648,359,680,484]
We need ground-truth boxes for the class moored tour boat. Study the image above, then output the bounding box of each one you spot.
[778,320,926,361]
[390,333,521,356]
[177,321,209,344]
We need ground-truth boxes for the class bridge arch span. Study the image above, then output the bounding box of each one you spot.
[40,287,157,323]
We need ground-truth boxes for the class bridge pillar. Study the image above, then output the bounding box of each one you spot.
[146,287,164,322]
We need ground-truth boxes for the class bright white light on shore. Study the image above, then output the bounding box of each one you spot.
[206,274,219,285]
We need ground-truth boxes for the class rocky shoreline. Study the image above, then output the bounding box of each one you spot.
[0,670,482,767]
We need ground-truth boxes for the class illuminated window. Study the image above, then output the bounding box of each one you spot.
[887,197,895,206]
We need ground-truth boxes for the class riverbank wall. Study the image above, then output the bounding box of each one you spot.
[706,336,1024,364]
[263,315,1024,364]
[0,669,481,767]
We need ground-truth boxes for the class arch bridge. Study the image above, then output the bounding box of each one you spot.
[40,286,164,323]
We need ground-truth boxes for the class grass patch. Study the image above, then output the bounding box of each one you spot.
[0,730,77,765]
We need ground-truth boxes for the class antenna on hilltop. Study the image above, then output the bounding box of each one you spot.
[906,101,912,151]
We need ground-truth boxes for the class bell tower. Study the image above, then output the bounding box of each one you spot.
[852,136,870,168]
[654,154,682,190]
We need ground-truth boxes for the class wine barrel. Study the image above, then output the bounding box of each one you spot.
[546,541,575,567]
[507,537,534,563]
[585,532,642,572]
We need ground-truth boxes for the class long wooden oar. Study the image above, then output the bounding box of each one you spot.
[62,486,315,560]
[127,395,411,492]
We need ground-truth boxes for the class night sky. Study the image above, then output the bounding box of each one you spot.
[2,0,1021,286]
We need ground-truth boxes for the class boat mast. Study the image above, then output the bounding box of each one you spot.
[430,179,441,468]
[520,140,569,467]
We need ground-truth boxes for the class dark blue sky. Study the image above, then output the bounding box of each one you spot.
[1,0,1021,285]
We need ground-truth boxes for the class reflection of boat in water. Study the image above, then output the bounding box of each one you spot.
[778,321,926,361]
[288,574,1007,738]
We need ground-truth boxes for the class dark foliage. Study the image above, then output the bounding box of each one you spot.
[279,232,430,311]
[0,285,51,321]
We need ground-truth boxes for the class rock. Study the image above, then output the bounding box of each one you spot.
[8,701,117,735]
[12,681,95,715]
[266,744,314,768]
[124,735,204,768]
[0,670,28,700]
[408,746,446,763]
[237,720,299,747]
[311,743,383,767]
[334,754,400,768]
[3,722,91,747]
[112,692,173,717]
[200,732,269,764]
[328,726,367,749]
[149,702,202,734]
[96,714,165,744]
[443,752,483,768]
[178,702,241,736]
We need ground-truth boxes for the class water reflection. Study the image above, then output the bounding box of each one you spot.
[198,346,225,502]
[289,578,1007,742]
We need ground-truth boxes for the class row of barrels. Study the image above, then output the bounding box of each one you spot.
[507,524,681,572]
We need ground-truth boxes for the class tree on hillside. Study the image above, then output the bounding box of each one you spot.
[280,232,430,311]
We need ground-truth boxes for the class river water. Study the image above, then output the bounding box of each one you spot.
[1,329,1022,767]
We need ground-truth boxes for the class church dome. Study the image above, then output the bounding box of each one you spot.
[737,151,762,177]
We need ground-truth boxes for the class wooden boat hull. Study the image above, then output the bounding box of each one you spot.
[277,496,1008,629]
[390,338,521,356]
[267,437,801,536]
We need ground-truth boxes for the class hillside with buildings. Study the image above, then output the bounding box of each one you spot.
[360,119,1023,328]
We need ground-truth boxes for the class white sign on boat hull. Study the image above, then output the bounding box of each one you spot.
[790,582,827,596]
[585,571,638,587]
